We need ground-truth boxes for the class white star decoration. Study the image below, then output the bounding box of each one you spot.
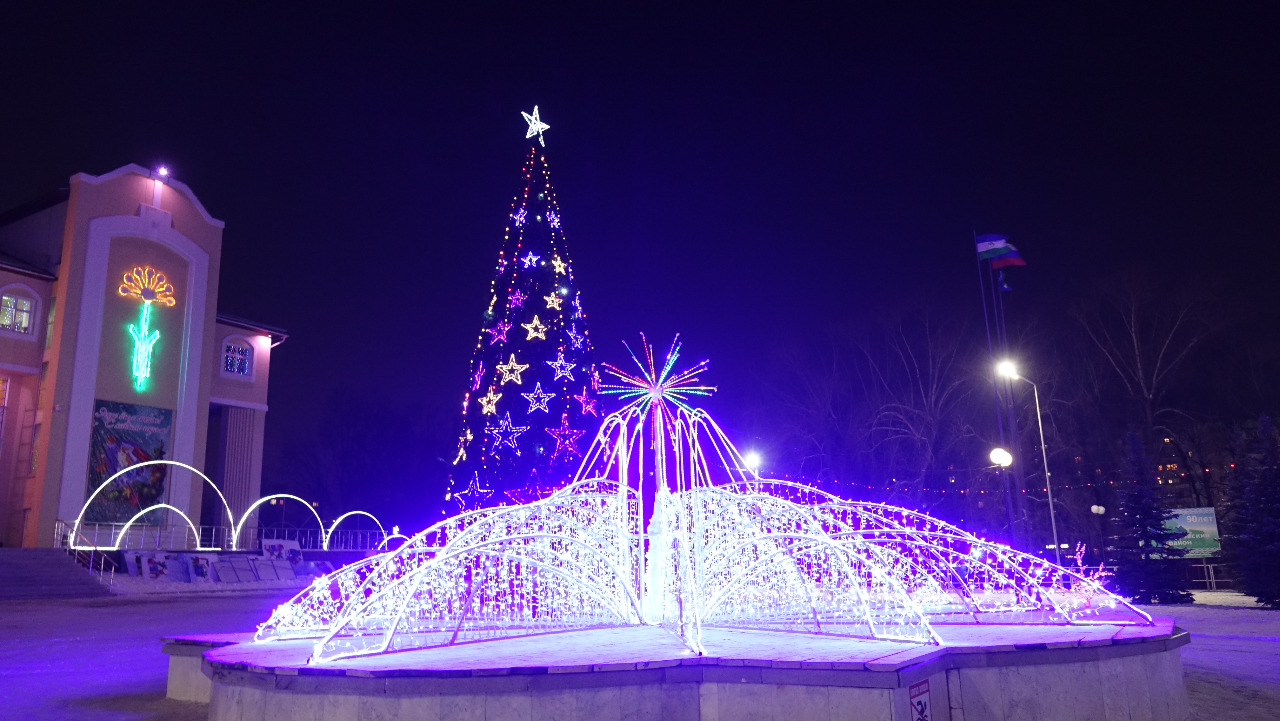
[521,105,550,146]
[521,252,540,268]
[521,382,555,413]
[486,412,529,455]
[547,351,576,381]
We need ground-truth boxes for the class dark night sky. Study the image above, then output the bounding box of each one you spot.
[3,5,1278,518]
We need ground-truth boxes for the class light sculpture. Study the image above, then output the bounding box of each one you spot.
[72,459,391,553]
[256,375,1152,664]
[117,266,176,390]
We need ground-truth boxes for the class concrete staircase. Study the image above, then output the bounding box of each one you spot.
[0,548,113,600]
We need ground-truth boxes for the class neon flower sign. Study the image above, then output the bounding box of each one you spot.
[117,267,176,391]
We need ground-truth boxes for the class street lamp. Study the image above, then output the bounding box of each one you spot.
[997,360,1062,565]
[989,448,1013,467]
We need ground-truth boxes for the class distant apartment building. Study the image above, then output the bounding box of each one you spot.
[0,164,283,547]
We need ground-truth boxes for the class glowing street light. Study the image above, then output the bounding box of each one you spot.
[157,165,169,178]
[989,448,1013,467]
[996,359,1019,380]
[743,451,762,473]
[997,359,1061,565]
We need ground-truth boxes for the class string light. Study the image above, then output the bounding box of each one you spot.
[485,321,512,345]
[600,333,715,420]
[547,351,576,381]
[495,354,529,385]
[478,390,502,415]
[548,210,561,228]
[521,315,548,340]
[508,290,527,309]
[545,413,585,460]
[520,382,554,413]
[513,208,528,227]
[574,386,598,416]
[551,255,567,274]
[521,105,550,147]
[544,292,563,310]
[485,412,529,454]
[470,362,484,391]
[566,323,585,349]
[258,403,1151,664]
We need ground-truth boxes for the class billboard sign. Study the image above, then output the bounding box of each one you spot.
[1164,507,1221,558]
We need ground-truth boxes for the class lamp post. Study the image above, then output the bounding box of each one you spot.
[997,360,1062,565]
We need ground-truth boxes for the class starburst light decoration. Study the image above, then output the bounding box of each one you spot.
[257,398,1152,664]
[600,334,715,425]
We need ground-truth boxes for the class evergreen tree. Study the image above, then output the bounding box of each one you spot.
[445,109,601,510]
[1234,415,1280,607]
[1109,432,1193,603]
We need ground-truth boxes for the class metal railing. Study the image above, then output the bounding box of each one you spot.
[58,520,388,552]
[53,519,118,589]
[1189,561,1232,591]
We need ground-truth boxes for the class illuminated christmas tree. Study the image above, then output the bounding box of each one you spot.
[446,107,600,510]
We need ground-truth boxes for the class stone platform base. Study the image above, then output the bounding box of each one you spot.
[195,621,1190,721]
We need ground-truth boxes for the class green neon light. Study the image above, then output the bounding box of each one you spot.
[128,301,160,390]
[117,266,176,393]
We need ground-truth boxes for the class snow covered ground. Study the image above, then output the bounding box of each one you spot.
[0,590,1274,720]
[1142,596,1280,721]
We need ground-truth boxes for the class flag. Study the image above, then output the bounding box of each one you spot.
[991,247,1026,268]
[975,233,1027,268]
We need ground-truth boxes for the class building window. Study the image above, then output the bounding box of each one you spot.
[223,342,252,376]
[0,294,34,334]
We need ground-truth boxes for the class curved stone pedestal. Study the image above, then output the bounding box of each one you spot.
[202,621,1190,721]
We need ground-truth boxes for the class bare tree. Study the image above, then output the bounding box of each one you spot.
[1070,276,1209,442]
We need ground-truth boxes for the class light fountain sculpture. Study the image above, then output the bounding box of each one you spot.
[256,340,1152,664]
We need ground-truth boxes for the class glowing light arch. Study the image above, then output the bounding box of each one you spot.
[233,494,326,551]
[73,460,392,554]
[72,460,233,551]
[113,503,216,551]
[376,534,411,551]
[323,511,387,551]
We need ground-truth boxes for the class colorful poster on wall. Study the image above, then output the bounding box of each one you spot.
[1164,507,1221,558]
[84,400,174,523]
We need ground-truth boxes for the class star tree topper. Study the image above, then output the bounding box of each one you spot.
[522,105,550,147]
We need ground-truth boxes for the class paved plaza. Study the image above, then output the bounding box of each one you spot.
[0,591,1275,720]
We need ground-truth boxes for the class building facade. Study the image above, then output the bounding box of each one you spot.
[0,164,282,548]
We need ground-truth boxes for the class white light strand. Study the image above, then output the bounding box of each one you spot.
[257,407,1153,664]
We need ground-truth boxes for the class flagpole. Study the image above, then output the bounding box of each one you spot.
[975,232,1017,547]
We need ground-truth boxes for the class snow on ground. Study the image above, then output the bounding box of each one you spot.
[1140,599,1280,721]
[0,590,1274,720]
[0,591,294,721]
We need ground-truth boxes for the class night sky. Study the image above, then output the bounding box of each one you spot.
[3,5,1277,524]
